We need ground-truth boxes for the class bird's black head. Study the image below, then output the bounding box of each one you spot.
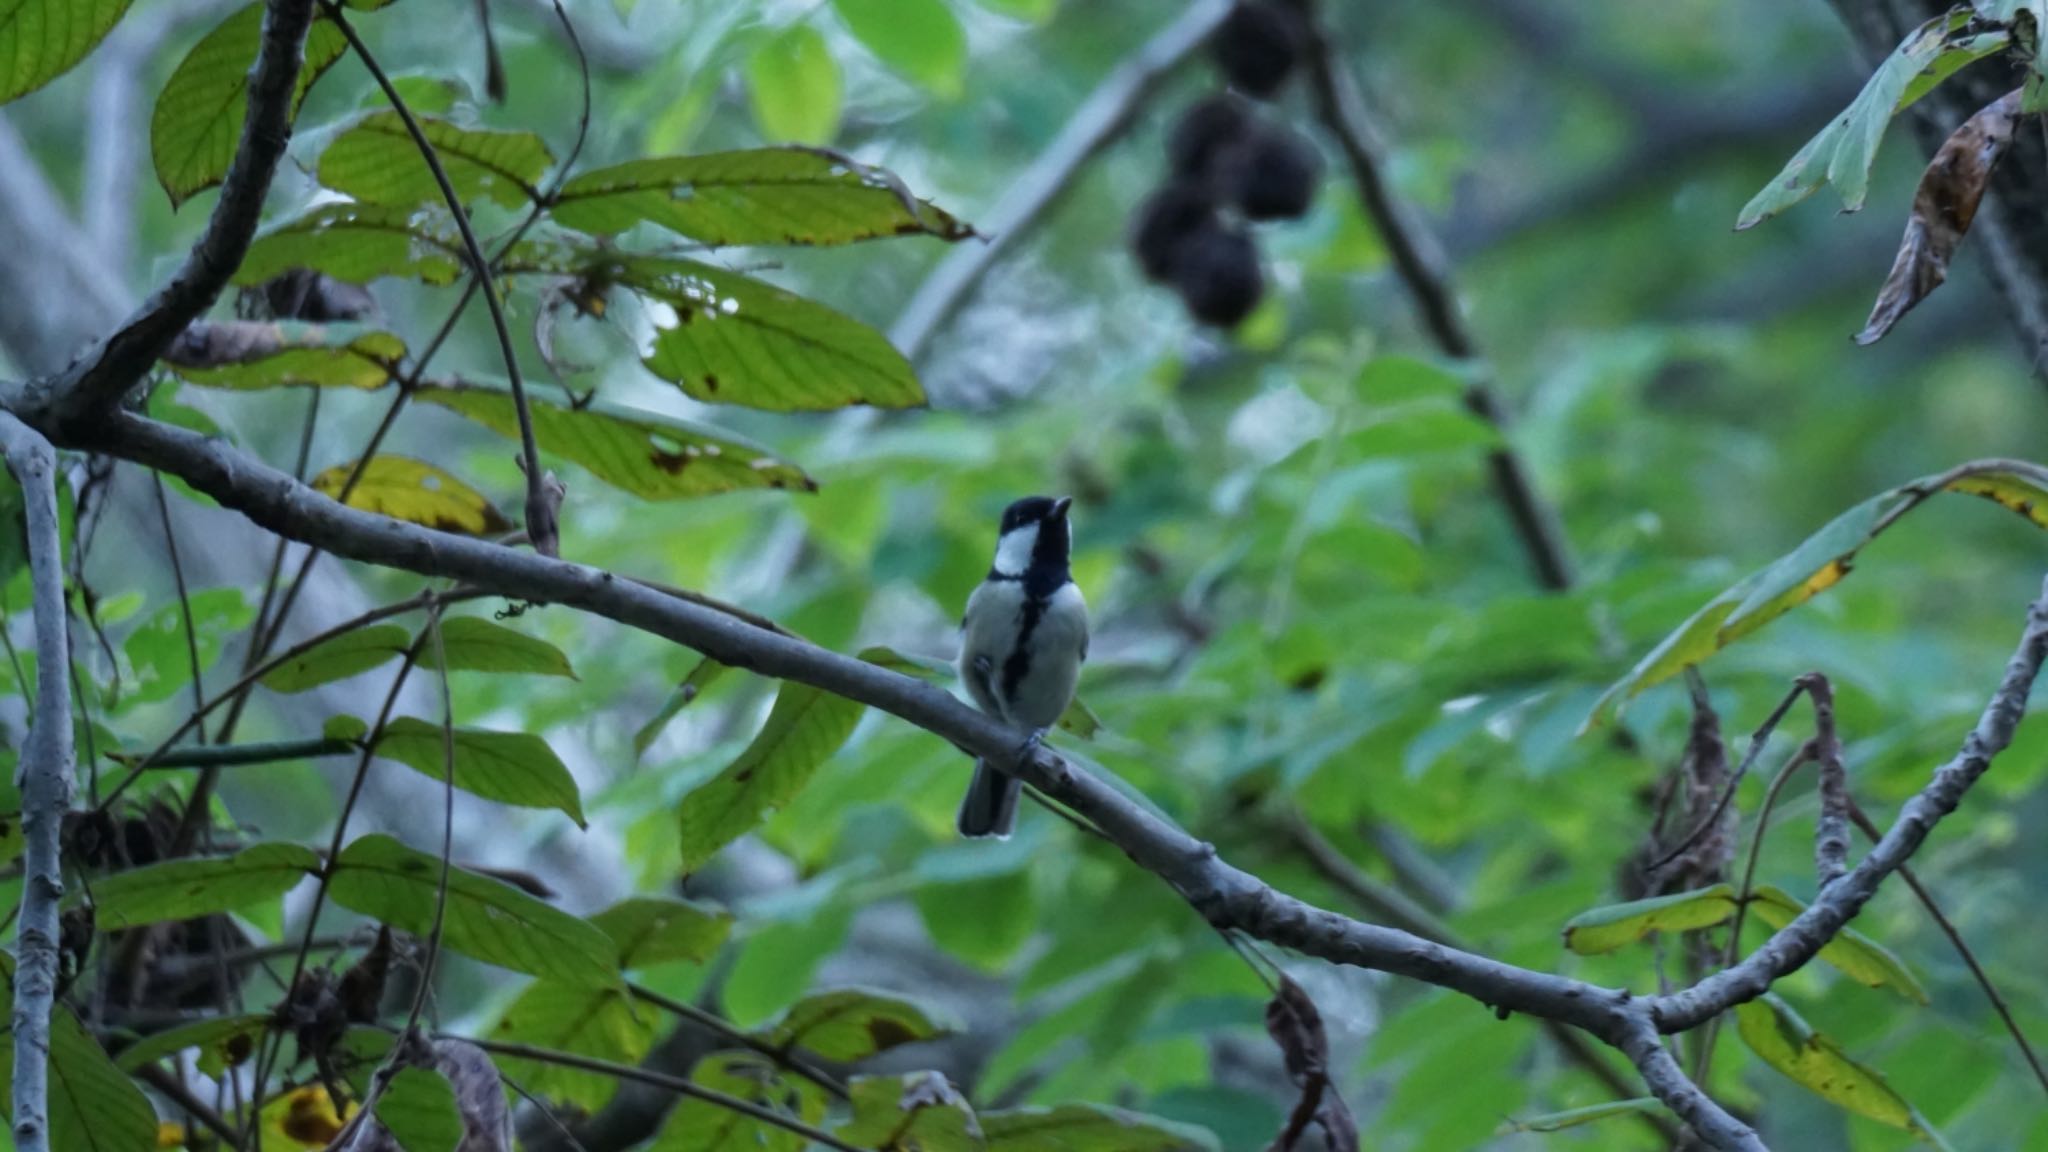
[992,495,1074,588]
[1000,495,1070,535]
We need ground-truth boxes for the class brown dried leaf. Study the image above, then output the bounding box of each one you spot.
[1856,88,2022,345]
[1263,976,1356,1152]
[337,925,394,1024]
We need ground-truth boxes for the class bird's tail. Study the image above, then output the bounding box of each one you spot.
[956,760,1021,838]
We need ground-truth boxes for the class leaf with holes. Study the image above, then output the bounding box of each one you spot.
[1738,14,2006,228]
[0,0,133,104]
[1749,886,1929,1003]
[1561,885,1738,955]
[551,149,971,246]
[415,383,815,498]
[374,717,585,826]
[489,983,654,1111]
[980,1104,1219,1152]
[236,203,469,287]
[167,326,405,390]
[320,112,554,209]
[151,3,350,205]
[589,895,733,968]
[1735,995,1919,1130]
[77,843,317,931]
[611,256,924,411]
[327,834,619,986]
[756,988,954,1062]
[372,1067,463,1152]
[0,1005,158,1152]
[678,680,866,871]
[417,616,575,678]
[261,623,410,693]
[837,1073,981,1152]
[310,456,512,536]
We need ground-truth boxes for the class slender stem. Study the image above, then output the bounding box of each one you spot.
[456,1037,873,1152]
[141,738,359,769]
[624,984,849,1101]
[134,1064,245,1148]
[401,606,455,1033]
[244,386,322,677]
[321,0,552,554]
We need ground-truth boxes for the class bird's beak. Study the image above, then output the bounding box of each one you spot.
[1051,496,1073,519]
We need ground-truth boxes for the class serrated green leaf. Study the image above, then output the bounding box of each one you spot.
[832,0,965,97]
[1735,995,1915,1129]
[551,149,971,246]
[756,988,954,1062]
[415,383,815,499]
[678,681,865,871]
[311,457,512,537]
[327,834,619,986]
[1749,885,1929,1003]
[1561,884,1738,954]
[612,256,925,411]
[79,842,317,931]
[647,1054,827,1152]
[151,3,350,205]
[837,1072,982,1152]
[417,616,574,677]
[490,984,655,1111]
[261,623,411,694]
[1498,1098,1664,1134]
[746,24,840,146]
[374,717,585,826]
[589,895,733,968]
[373,1067,463,1152]
[115,1013,270,1076]
[0,1006,159,1152]
[319,112,552,209]
[235,203,469,287]
[168,327,405,390]
[0,0,134,104]
[980,1103,1218,1152]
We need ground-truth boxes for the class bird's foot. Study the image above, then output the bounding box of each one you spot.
[1012,726,1048,768]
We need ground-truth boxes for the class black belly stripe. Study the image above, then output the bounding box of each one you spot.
[999,593,1049,709]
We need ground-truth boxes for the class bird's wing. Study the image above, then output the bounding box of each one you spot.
[962,652,1003,718]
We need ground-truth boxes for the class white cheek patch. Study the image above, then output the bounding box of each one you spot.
[993,523,1038,576]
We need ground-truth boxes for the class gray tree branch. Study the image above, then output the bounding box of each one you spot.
[0,412,73,1152]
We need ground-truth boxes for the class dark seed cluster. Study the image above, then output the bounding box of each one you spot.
[1130,1,1324,329]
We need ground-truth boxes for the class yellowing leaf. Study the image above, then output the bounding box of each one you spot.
[310,456,512,536]
[1947,468,2048,528]
[1735,995,1914,1129]
[1749,886,1929,1003]
[1562,885,1738,954]
[273,1086,353,1148]
[166,326,406,390]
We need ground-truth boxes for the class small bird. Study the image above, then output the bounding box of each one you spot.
[956,495,1090,838]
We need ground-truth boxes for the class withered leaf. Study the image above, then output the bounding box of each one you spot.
[1263,976,1357,1152]
[1856,88,2021,346]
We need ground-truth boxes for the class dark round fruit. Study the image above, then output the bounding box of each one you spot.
[1130,181,1217,283]
[1172,224,1263,328]
[1228,124,1324,220]
[1212,1,1302,100]
[1167,93,1253,179]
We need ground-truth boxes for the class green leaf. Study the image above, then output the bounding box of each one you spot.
[168,326,405,390]
[1737,13,1996,227]
[373,1067,463,1152]
[1057,695,1102,741]
[0,0,133,104]
[235,203,469,287]
[1349,403,1502,458]
[114,1013,270,1076]
[551,149,972,246]
[311,456,512,536]
[327,833,620,986]
[915,867,1035,971]
[610,256,925,411]
[319,111,553,208]
[415,383,815,499]
[831,0,966,97]
[418,616,575,677]
[1749,885,1930,1003]
[489,984,655,1111]
[82,842,318,931]
[646,1054,826,1152]
[837,1072,982,1152]
[325,714,370,742]
[980,1103,1219,1152]
[1355,355,1468,404]
[261,623,411,694]
[756,988,954,1062]
[677,681,865,871]
[857,646,952,680]
[151,3,350,205]
[1560,884,1738,954]
[1946,467,2048,529]
[0,1006,159,1152]
[634,659,729,757]
[972,0,1055,20]
[722,898,853,1028]
[589,895,734,968]
[745,24,841,146]
[1734,995,1916,1130]
[374,717,586,826]
[1498,1098,1664,1134]
[123,586,254,703]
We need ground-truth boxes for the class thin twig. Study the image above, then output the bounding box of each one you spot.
[624,984,848,1101]
[154,471,222,857]
[141,738,359,770]
[321,0,553,555]
[0,413,72,1152]
[245,387,323,668]
[402,606,456,1033]
[1647,679,1811,875]
[135,1063,245,1148]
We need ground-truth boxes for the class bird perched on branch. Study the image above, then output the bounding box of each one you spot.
[956,496,1089,838]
